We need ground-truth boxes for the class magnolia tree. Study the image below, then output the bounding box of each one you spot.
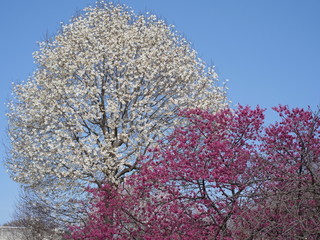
[69,106,320,240]
[6,2,227,221]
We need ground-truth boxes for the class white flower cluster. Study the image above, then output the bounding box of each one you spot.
[7,2,227,201]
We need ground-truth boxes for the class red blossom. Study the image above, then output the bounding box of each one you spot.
[69,106,320,239]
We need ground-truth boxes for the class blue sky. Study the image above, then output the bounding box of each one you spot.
[1,0,319,225]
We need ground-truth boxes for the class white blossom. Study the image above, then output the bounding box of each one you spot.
[6,1,228,222]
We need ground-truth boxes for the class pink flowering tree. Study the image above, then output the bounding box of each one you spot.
[235,106,320,239]
[69,106,320,240]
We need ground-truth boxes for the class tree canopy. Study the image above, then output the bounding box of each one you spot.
[6,2,227,222]
[70,106,320,239]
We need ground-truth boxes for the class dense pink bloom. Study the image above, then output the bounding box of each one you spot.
[69,106,320,239]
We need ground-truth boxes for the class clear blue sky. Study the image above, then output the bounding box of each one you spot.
[1,0,319,225]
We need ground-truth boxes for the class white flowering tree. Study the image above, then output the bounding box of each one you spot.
[7,2,227,221]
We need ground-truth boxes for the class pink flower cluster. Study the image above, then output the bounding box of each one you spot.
[69,106,320,239]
